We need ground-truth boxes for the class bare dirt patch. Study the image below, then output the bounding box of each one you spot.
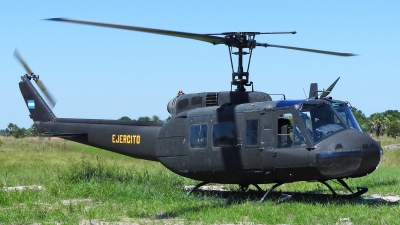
[2,185,44,191]
[184,185,228,192]
[369,194,400,202]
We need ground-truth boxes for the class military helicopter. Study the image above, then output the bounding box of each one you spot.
[17,18,382,201]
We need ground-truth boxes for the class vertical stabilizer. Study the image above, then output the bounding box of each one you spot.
[19,75,56,122]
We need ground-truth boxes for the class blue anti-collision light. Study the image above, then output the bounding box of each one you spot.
[275,99,305,107]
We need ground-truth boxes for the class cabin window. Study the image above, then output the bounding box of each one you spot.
[189,124,208,148]
[213,122,235,147]
[246,119,258,146]
[277,113,307,148]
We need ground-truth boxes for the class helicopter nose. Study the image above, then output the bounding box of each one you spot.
[313,129,382,179]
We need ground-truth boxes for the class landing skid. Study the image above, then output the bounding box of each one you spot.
[259,179,368,202]
[319,179,368,199]
[186,182,263,196]
[187,179,368,202]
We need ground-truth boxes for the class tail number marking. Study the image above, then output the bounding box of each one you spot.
[112,134,141,144]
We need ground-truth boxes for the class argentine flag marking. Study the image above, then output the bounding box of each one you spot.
[27,100,35,109]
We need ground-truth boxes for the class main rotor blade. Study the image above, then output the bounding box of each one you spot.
[46,18,227,45]
[263,44,356,57]
[36,80,57,108]
[14,49,33,75]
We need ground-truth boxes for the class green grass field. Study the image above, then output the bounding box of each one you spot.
[0,136,399,224]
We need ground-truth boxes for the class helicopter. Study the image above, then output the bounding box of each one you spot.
[17,18,382,201]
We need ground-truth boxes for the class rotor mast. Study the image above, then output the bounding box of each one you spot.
[226,32,294,92]
[226,33,252,92]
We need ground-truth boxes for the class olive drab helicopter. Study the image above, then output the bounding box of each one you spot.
[17,18,382,201]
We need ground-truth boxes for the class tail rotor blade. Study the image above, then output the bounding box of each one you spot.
[36,80,57,108]
[14,49,33,75]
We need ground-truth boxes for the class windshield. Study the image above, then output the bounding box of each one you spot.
[332,103,362,132]
[297,103,346,144]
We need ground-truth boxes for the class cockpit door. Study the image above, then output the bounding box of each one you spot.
[273,110,310,169]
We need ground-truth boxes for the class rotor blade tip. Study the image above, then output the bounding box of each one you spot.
[45,18,67,21]
[342,53,357,57]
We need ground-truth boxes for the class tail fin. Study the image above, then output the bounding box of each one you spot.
[19,75,56,122]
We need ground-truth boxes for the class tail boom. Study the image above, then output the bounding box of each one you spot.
[36,120,162,161]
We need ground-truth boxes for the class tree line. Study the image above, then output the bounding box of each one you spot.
[352,108,400,138]
[1,109,400,139]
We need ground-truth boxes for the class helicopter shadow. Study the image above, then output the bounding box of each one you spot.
[147,189,398,221]
[189,188,399,206]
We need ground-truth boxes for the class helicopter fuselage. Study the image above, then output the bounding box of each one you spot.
[157,92,381,185]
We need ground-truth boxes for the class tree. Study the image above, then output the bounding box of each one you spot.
[387,119,400,138]
[351,107,367,130]
[0,129,6,136]
[368,113,390,137]
[6,123,27,138]
[118,115,164,122]
[137,116,151,121]
[383,110,400,120]
[118,116,132,121]
[151,115,161,122]
[27,124,38,136]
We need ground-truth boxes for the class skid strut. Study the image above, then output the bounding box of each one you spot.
[186,181,210,196]
[319,179,368,199]
[260,182,284,202]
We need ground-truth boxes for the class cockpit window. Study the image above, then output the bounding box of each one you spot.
[298,103,346,144]
[332,103,363,132]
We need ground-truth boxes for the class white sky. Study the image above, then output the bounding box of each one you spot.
[1,1,399,128]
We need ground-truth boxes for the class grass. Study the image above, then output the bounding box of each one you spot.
[374,134,400,147]
[0,136,399,224]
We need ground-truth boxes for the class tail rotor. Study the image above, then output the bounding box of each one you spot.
[14,49,57,108]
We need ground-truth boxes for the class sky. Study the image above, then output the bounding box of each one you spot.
[1,1,399,129]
